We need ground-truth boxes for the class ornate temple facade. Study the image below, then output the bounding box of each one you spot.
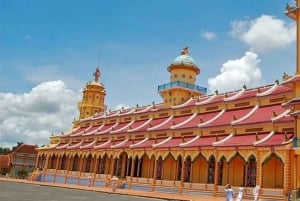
[34,3,300,201]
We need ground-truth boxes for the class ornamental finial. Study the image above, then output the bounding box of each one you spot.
[181,47,189,55]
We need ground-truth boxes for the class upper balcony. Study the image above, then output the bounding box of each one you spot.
[158,81,207,95]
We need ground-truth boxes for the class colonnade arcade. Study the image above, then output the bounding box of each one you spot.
[37,148,288,189]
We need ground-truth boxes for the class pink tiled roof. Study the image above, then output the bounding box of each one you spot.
[82,125,103,136]
[214,133,269,147]
[95,123,117,135]
[128,119,152,132]
[130,138,167,149]
[93,140,112,149]
[234,104,287,125]
[149,115,192,131]
[153,137,194,148]
[255,132,294,147]
[69,126,89,137]
[110,121,134,134]
[80,141,96,149]
[180,135,227,147]
[147,117,172,131]
[201,107,253,128]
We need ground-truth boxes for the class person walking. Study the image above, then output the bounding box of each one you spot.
[253,185,260,201]
[225,184,234,201]
[236,185,244,201]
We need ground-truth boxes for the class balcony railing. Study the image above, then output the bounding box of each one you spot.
[158,81,207,94]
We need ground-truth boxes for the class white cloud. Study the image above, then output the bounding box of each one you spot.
[208,51,262,93]
[201,31,216,40]
[231,15,295,52]
[0,80,81,147]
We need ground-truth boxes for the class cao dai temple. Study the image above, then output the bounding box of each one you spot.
[34,3,300,201]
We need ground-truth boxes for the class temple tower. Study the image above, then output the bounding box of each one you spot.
[75,67,107,126]
[158,47,207,108]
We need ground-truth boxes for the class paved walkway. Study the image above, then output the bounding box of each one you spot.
[0,177,253,201]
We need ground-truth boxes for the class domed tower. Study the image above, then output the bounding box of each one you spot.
[158,47,207,108]
[75,67,107,126]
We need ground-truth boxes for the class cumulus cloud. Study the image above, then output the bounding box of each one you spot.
[208,51,262,93]
[0,80,81,147]
[231,15,295,52]
[201,31,216,40]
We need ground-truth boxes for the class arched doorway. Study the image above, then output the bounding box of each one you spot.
[262,153,284,188]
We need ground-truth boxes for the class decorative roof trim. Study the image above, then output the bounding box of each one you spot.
[94,140,111,149]
[282,136,294,145]
[111,139,129,148]
[198,109,226,127]
[80,141,96,149]
[147,115,174,131]
[96,122,119,134]
[82,124,104,136]
[129,138,149,148]
[67,141,83,149]
[152,136,172,148]
[56,142,71,149]
[256,83,278,97]
[171,113,198,129]
[37,144,58,150]
[128,118,153,132]
[179,135,200,147]
[271,109,291,122]
[231,104,260,125]
[118,108,135,116]
[253,131,275,146]
[223,88,246,101]
[172,97,194,109]
[195,94,216,105]
[213,133,234,146]
[110,120,134,133]
[134,105,153,113]
[71,125,92,137]
[106,110,120,117]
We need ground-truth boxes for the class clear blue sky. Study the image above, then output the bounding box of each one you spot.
[0,0,297,147]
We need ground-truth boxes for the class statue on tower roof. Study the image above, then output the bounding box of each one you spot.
[181,47,189,55]
[93,67,101,83]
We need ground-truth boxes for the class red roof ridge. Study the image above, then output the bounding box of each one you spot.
[271,109,291,122]
[180,135,200,147]
[134,105,153,113]
[67,141,83,149]
[213,133,234,146]
[198,109,226,127]
[110,120,134,133]
[82,124,104,136]
[96,122,119,134]
[152,136,172,148]
[56,142,71,149]
[71,125,92,137]
[224,88,246,101]
[129,138,149,148]
[171,113,198,129]
[231,104,260,125]
[147,115,173,131]
[253,131,275,146]
[256,83,278,97]
[195,94,217,105]
[172,97,195,109]
[110,139,129,148]
[80,140,96,149]
[93,140,111,149]
[128,118,153,132]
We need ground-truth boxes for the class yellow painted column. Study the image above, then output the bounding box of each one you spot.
[297,0,300,74]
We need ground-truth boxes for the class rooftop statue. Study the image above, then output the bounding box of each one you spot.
[181,47,189,55]
[93,67,101,83]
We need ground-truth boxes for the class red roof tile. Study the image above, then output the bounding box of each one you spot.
[255,132,294,147]
[0,155,10,168]
[13,144,37,154]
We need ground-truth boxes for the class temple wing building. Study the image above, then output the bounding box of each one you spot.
[34,2,300,200]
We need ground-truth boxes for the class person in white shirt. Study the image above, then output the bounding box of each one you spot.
[225,184,234,201]
[253,185,260,201]
[236,185,244,201]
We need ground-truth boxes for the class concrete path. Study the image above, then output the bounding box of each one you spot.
[0,177,253,201]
